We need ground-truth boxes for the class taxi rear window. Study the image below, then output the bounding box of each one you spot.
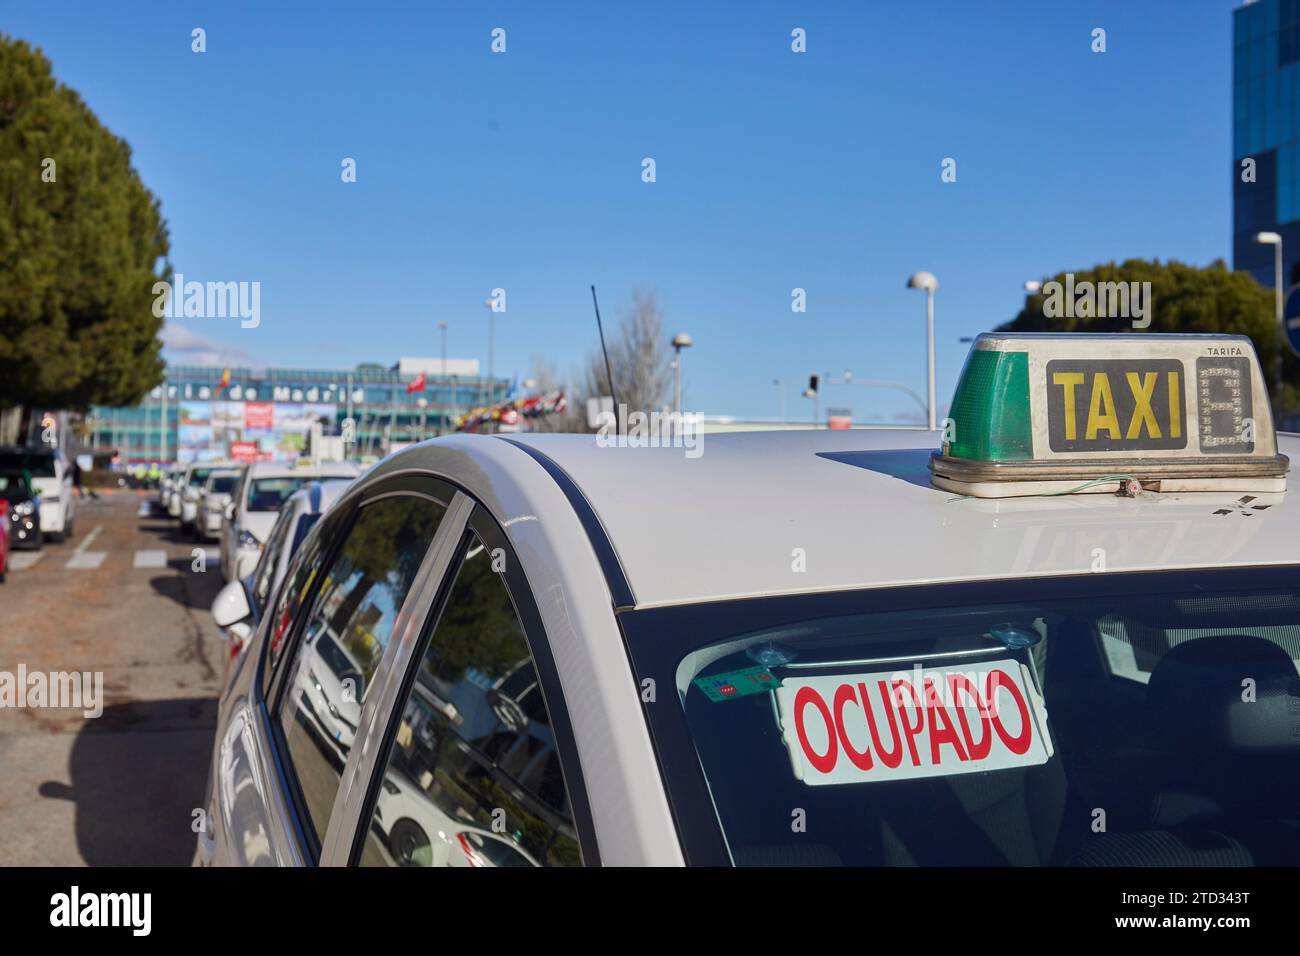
[624,569,1300,866]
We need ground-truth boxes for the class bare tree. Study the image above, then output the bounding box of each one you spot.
[526,356,584,433]
[582,290,672,417]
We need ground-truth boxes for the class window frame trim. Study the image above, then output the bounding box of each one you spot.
[318,489,474,865]
[343,502,603,867]
[258,474,462,864]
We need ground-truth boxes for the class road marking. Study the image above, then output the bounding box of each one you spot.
[133,549,168,569]
[66,524,105,570]
[7,552,45,571]
[75,526,103,552]
[137,501,152,517]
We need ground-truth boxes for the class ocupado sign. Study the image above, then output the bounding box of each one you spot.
[775,659,1052,786]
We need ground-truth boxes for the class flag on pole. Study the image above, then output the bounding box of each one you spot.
[406,371,427,393]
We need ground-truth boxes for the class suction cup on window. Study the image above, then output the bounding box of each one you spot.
[989,623,1040,649]
[747,643,797,668]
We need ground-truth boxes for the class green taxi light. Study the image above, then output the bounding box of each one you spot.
[931,332,1289,498]
[946,349,1032,461]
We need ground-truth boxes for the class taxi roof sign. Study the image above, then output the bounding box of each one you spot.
[930,332,1289,498]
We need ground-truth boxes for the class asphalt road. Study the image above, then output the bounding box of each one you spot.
[0,491,226,865]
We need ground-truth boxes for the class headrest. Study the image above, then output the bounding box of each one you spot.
[1146,635,1300,754]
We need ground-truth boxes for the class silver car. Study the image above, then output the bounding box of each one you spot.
[196,416,1300,867]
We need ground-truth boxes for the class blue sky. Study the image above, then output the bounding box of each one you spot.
[5,0,1240,421]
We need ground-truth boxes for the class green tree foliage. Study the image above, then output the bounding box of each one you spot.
[0,35,170,412]
[999,259,1300,408]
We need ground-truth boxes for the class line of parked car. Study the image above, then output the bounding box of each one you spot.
[0,445,81,582]
[156,457,360,581]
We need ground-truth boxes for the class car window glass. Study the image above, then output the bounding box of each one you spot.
[252,506,296,610]
[262,503,352,699]
[249,477,312,513]
[279,494,447,847]
[358,532,581,868]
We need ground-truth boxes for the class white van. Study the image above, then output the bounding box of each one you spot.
[0,447,76,542]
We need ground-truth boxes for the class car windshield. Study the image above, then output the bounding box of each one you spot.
[248,477,313,513]
[0,473,32,501]
[0,451,55,477]
[624,569,1300,867]
[188,468,213,486]
[208,475,238,494]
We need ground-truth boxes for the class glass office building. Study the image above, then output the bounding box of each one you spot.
[90,361,511,464]
[1233,0,1300,285]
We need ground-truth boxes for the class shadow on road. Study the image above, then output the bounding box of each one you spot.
[137,518,203,545]
[149,570,225,611]
[37,697,218,865]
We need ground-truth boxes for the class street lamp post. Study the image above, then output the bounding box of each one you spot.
[1255,231,1285,402]
[437,321,448,437]
[160,377,168,462]
[671,332,693,416]
[906,271,939,431]
[480,299,496,408]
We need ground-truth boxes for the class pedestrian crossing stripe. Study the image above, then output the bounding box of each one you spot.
[65,551,106,570]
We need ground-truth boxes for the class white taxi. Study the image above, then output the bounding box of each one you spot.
[197,467,244,542]
[197,333,1300,867]
[219,460,361,581]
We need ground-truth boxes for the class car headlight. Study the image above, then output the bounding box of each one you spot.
[238,529,259,547]
[13,501,34,516]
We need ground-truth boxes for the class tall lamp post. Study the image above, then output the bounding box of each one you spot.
[437,321,448,436]
[671,332,693,415]
[906,271,939,431]
[1255,231,1285,402]
[481,298,497,408]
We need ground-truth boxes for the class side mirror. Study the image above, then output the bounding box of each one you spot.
[236,549,261,580]
[224,501,236,521]
[226,621,253,657]
[212,579,252,628]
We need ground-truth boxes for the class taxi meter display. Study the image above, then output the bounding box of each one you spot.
[930,333,1289,498]
[774,659,1052,786]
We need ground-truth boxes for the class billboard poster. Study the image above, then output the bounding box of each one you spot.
[177,401,216,463]
[173,399,336,463]
[244,402,274,430]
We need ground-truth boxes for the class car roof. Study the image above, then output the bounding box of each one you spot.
[498,430,1300,608]
[284,477,353,515]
